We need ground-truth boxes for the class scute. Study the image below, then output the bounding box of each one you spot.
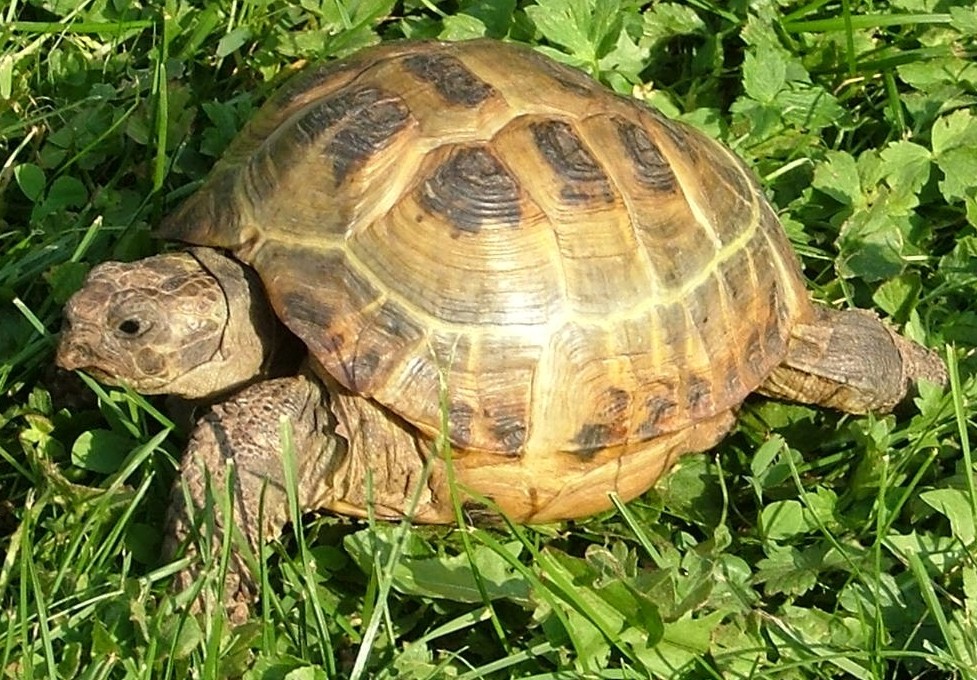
[158,39,812,459]
[402,52,496,106]
[418,146,523,232]
[530,120,613,200]
[614,118,676,191]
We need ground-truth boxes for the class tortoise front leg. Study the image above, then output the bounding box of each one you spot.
[162,375,342,621]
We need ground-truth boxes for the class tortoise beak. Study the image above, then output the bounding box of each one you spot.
[56,321,101,373]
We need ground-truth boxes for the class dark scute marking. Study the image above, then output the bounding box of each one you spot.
[686,376,713,414]
[571,447,600,463]
[349,349,381,390]
[374,302,424,343]
[489,413,527,455]
[574,423,612,450]
[554,75,595,96]
[448,402,474,448]
[531,121,613,203]
[403,53,494,107]
[328,99,410,183]
[293,87,410,184]
[762,290,786,357]
[342,266,383,312]
[523,49,596,96]
[294,87,378,139]
[745,328,765,368]
[775,288,793,327]
[638,395,677,438]
[763,320,784,358]
[615,118,676,191]
[603,387,630,418]
[724,367,744,398]
[281,292,334,331]
[419,147,522,233]
[242,147,281,208]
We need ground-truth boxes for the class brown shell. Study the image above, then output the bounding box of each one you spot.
[160,39,812,460]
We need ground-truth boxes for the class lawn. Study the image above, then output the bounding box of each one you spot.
[2,1,976,678]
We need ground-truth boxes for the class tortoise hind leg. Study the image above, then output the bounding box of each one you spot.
[758,305,946,414]
[162,375,342,621]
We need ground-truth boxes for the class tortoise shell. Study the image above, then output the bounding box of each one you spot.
[160,39,811,463]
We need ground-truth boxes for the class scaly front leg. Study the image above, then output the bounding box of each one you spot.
[163,375,341,621]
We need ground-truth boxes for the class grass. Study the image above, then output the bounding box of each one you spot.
[2,0,976,677]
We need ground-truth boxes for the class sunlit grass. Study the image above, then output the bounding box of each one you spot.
[1,1,974,677]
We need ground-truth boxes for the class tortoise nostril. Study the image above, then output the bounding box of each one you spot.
[56,338,87,371]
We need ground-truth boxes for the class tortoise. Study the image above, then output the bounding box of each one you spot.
[56,39,946,615]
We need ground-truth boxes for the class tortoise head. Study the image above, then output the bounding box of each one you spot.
[57,249,277,399]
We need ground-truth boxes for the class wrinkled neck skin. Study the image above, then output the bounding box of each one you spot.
[56,247,283,400]
[186,247,287,397]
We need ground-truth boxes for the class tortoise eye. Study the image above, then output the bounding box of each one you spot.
[116,318,149,337]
